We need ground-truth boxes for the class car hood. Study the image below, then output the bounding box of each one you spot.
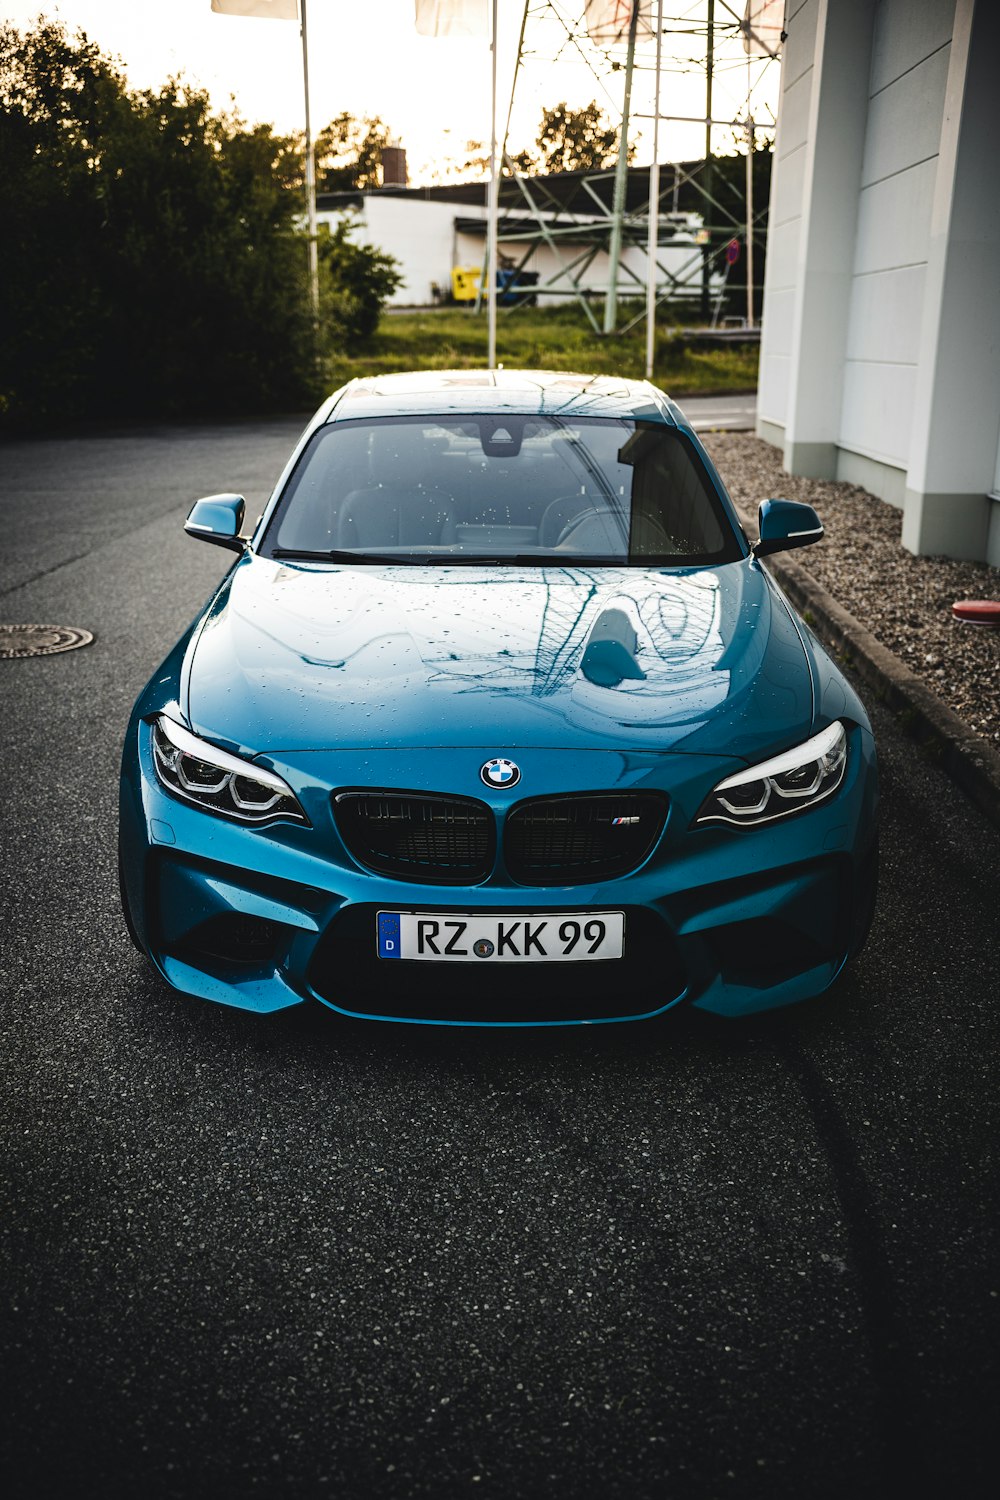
[184,555,815,760]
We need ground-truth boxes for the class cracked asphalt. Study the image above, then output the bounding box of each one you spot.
[1,415,997,1498]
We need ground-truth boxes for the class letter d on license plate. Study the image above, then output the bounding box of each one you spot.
[377,911,624,963]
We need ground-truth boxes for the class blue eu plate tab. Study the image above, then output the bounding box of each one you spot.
[377,911,401,959]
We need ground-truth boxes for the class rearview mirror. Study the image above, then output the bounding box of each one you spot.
[753,498,823,559]
[184,494,246,552]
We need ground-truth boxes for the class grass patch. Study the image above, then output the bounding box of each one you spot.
[324,305,758,397]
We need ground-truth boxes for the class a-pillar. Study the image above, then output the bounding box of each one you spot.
[781,0,876,479]
[902,0,1000,562]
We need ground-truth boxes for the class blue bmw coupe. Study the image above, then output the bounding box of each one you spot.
[119,371,878,1024]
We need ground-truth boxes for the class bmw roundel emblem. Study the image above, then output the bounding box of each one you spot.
[481,757,520,789]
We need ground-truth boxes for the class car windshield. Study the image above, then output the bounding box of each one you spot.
[261,414,743,566]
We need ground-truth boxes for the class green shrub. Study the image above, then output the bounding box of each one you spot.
[0,19,400,428]
[319,220,403,351]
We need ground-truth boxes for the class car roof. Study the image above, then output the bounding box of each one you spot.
[324,369,681,425]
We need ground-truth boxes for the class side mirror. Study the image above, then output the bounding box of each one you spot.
[753,498,824,559]
[184,494,246,552]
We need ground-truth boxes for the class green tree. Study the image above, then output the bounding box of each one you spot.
[535,100,633,174]
[319,218,403,348]
[0,18,127,419]
[315,112,392,193]
[506,147,538,176]
[0,20,400,427]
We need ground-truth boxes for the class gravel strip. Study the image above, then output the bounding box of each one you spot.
[702,432,1000,749]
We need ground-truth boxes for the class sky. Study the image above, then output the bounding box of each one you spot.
[4,2,779,182]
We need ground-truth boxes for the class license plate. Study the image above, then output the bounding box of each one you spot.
[376,911,625,963]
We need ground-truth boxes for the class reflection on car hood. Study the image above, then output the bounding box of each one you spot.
[184,556,815,759]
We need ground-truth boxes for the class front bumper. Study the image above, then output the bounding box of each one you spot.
[119,726,878,1023]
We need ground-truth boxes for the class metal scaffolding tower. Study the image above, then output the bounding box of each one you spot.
[482,1,779,346]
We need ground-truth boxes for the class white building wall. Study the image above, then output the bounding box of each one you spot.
[756,0,818,445]
[484,235,712,310]
[771,0,878,479]
[902,0,1000,561]
[318,197,488,305]
[757,0,1000,562]
[838,0,954,484]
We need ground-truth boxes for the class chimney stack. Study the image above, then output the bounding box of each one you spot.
[381,142,408,189]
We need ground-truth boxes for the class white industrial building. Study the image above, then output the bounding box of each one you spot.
[315,175,714,313]
[318,191,487,305]
[757,0,1000,564]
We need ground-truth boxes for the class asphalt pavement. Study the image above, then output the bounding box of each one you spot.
[681,393,757,431]
[1,418,997,1499]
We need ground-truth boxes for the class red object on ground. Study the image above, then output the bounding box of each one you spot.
[952,600,1000,625]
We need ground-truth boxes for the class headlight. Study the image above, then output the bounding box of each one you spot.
[696,721,848,828]
[151,715,307,825]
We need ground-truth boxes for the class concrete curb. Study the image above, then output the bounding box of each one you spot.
[761,548,1000,833]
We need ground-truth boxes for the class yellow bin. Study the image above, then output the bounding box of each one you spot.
[451,266,481,302]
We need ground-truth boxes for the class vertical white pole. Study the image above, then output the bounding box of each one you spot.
[745,52,754,330]
[645,0,664,380]
[745,118,755,329]
[487,0,499,370]
[301,0,319,319]
[603,3,639,335]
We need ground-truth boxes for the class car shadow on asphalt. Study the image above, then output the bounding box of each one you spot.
[119,942,876,1080]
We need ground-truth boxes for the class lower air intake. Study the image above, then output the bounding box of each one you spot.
[183,913,284,965]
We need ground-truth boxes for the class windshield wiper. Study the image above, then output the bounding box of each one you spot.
[271,548,633,568]
[423,553,563,566]
[271,548,425,565]
[435,554,623,566]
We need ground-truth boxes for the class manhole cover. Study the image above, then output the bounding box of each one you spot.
[0,624,94,659]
